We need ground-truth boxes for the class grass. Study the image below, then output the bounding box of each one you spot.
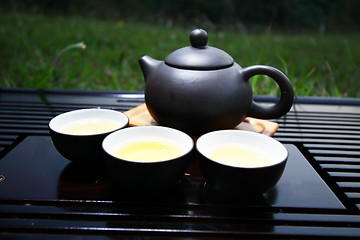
[1,13,359,97]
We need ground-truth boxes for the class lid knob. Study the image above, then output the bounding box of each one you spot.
[165,29,234,70]
[190,29,208,48]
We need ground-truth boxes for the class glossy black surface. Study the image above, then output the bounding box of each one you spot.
[198,151,287,195]
[49,128,109,169]
[0,136,343,209]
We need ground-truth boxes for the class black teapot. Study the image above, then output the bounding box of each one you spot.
[139,29,294,134]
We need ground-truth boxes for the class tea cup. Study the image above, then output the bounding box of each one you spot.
[102,126,194,192]
[196,130,288,194]
[49,108,129,168]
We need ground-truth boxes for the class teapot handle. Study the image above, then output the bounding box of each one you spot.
[242,65,294,119]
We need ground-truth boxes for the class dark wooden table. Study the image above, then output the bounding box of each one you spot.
[1,88,360,239]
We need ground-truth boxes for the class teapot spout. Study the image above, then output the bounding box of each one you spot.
[138,55,162,82]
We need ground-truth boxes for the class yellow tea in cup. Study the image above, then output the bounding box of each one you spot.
[61,118,122,135]
[114,138,183,162]
[208,143,272,168]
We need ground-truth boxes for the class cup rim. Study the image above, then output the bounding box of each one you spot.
[102,125,194,164]
[196,130,288,169]
[49,108,129,136]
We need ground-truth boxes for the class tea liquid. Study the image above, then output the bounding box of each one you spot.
[114,138,182,162]
[61,118,121,135]
[208,144,272,168]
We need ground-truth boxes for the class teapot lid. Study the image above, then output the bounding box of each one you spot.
[164,29,234,70]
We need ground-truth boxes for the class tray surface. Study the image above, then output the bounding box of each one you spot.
[1,90,360,239]
[0,136,343,209]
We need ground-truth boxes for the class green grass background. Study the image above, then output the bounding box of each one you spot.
[1,13,359,97]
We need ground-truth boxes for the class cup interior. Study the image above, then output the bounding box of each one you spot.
[196,130,287,168]
[102,126,194,163]
[49,108,129,136]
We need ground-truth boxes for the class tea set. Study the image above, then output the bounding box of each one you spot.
[49,29,294,195]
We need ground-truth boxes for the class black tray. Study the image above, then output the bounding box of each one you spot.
[0,136,343,209]
[2,90,360,239]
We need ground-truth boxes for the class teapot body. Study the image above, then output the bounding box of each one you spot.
[145,62,252,134]
[140,29,294,135]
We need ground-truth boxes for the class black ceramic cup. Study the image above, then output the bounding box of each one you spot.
[49,108,129,169]
[102,126,194,193]
[196,130,288,195]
